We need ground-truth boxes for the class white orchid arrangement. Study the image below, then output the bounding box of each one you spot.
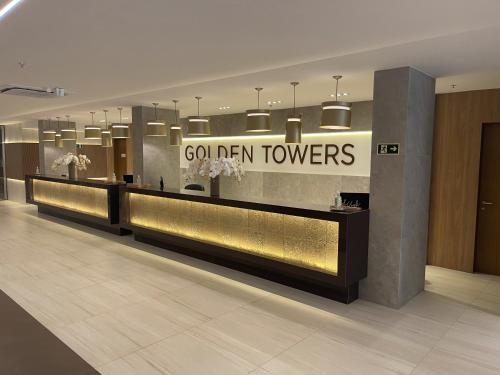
[51,153,91,171]
[184,157,245,183]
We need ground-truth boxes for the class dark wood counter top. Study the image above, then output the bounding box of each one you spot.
[27,174,124,189]
[122,185,367,222]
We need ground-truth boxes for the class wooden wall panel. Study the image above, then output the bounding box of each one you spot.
[428,89,500,272]
[77,145,108,179]
[5,143,39,180]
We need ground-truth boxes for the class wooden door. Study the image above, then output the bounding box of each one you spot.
[475,123,500,275]
[113,139,128,181]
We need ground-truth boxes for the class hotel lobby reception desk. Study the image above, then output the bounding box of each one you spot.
[25,175,127,235]
[121,186,369,303]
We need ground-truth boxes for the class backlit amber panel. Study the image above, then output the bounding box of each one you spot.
[128,193,338,274]
[33,180,108,219]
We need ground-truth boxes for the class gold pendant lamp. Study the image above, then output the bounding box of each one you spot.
[320,75,351,129]
[187,97,210,136]
[170,99,182,146]
[246,87,271,132]
[42,118,56,142]
[61,115,76,140]
[101,110,112,148]
[111,107,129,139]
[84,112,101,139]
[285,82,302,143]
[54,117,64,148]
[146,103,167,136]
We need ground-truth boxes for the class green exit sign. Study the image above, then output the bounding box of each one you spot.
[377,143,400,155]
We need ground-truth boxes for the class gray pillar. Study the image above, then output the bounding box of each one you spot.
[360,67,435,308]
[132,105,180,189]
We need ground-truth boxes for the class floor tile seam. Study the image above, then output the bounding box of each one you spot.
[313,329,429,370]
[254,329,332,374]
[429,345,500,372]
[93,328,207,372]
[405,313,459,373]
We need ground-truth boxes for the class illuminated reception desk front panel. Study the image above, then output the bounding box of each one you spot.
[121,186,369,303]
[26,175,127,235]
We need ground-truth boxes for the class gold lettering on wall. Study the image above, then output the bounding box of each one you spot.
[33,180,108,219]
[128,193,339,274]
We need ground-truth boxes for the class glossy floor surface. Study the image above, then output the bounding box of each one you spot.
[1,201,500,375]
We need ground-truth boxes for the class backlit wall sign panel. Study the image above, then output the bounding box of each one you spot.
[181,132,371,176]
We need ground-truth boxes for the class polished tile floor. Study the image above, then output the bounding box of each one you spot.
[1,201,500,375]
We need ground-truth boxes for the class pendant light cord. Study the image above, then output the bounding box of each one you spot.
[333,75,342,100]
[173,100,178,123]
[255,88,263,110]
[290,82,299,116]
[153,103,158,121]
[104,110,108,130]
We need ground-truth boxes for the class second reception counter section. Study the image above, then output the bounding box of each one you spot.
[25,175,127,235]
[120,186,369,303]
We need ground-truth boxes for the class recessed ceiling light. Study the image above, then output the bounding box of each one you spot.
[330,92,349,97]
[99,119,106,123]
[0,0,23,20]
[266,100,281,105]
[218,106,231,110]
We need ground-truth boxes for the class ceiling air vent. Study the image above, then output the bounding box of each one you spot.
[0,85,66,98]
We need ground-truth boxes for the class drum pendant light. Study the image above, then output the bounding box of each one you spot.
[170,99,182,146]
[111,107,129,139]
[84,112,101,139]
[246,87,271,132]
[42,118,56,142]
[320,75,351,129]
[55,117,64,148]
[61,115,76,140]
[187,97,210,136]
[285,82,302,144]
[101,110,112,148]
[146,103,167,136]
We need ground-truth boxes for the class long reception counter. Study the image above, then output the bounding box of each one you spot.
[25,175,128,235]
[120,185,369,303]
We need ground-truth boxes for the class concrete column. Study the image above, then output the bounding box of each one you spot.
[132,105,180,189]
[360,67,435,308]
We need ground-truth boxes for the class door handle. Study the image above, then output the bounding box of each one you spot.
[481,201,494,205]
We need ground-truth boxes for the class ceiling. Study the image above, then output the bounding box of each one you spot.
[1,0,500,127]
